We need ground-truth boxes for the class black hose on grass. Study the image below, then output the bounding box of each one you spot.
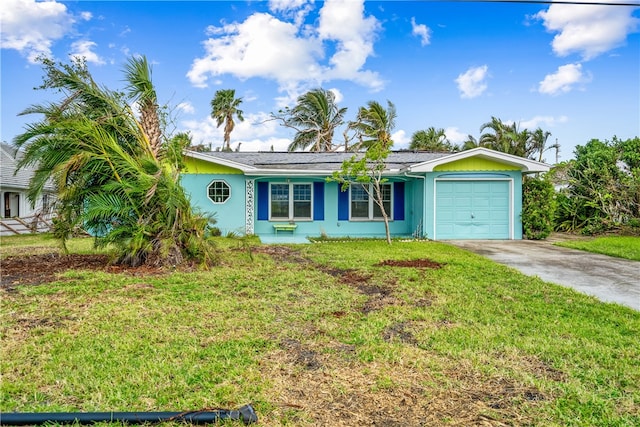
[0,404,258,425]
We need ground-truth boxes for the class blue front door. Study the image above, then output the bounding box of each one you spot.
[435,180,511,239]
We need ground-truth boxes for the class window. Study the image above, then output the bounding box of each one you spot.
[270,183,312,220]
[207,180,231,204]
[350,183,392,220]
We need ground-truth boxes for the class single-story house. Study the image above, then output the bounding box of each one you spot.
[182,147,549,241]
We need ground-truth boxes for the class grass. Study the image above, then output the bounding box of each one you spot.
[1,235,639,426]
[0,233,107,259]
[555,236,640,261]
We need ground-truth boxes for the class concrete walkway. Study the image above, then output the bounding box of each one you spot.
[450,238,639,311]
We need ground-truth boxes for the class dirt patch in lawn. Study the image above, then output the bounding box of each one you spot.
[261,344,544,426]
[0,253,166,289]
[375,258,444,269]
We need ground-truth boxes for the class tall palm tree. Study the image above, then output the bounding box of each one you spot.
[124,56,162,159]
[410,127,456,152]
[348,100,396,151]
[278,88,347,152]
[210,89,244,152]
[14,56,217,267]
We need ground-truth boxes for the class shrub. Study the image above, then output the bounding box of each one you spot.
[522,175,556,240]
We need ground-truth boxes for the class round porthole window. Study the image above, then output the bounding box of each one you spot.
[207,180,231,204]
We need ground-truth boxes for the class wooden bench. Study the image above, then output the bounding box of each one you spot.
[273,223,297,235]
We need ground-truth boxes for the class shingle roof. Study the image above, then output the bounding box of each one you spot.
[1,143,56,191]
[199,151,450,171]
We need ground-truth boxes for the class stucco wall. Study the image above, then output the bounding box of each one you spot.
[181,173,247,236]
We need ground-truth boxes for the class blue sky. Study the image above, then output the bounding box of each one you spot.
[2,0,639,162]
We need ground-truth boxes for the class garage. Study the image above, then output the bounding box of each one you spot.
[435,179,512,240]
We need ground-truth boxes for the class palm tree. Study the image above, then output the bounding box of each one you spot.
[504,127,530,158]
[271,88,347,152]
[410,127,456,152]
[480,116,534,158]
[14,56,217,267]
[462,134,480,151]
[210,89,244,152]
[530,128,553,162]
[347,100,396,151]
[479,116,514,151]
[124,56,162,158]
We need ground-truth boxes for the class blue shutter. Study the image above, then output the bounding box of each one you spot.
[313,182,324,220]
[257,182,269,221]
[338,184,349,221]
[393,182,405,221]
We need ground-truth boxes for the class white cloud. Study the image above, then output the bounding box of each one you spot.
[455,65,489,99]
[534,1,640,60]
[177,102,195,115]
[69,40,105,65]
[269,0,309,12]
[181,112,288,151]
[187,13,322,89]
[0,0,75,62]
[392,129,409,149]
[317,0,383,89]
[411,17,431,46]
[444,127,468,146]
[328,88,343,104]
[519,115,569,130]
[538,63,590,95]
[187,0,383,96]
[80,11,93,21]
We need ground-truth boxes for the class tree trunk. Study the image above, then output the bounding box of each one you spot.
[382,213,391,244]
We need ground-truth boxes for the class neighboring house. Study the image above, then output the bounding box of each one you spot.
[1,142,56,219]
[182,147,549,241]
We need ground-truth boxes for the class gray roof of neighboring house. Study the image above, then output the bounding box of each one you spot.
[199,151,450,171]
[1,143,56,191]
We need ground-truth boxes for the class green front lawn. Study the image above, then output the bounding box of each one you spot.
[555,236,640,261]
[1,235,638,426]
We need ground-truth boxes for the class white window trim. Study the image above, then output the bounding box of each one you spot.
[207,179,231,205]
[349,183,393,221]
[269,182,314,221]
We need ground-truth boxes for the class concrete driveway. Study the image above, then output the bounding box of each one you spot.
[450,238,639,311]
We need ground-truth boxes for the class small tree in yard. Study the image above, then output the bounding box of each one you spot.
[329,100,396,244]
[15,56,217,267]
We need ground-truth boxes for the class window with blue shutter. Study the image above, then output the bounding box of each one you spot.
[257,181,268,220]
[337,184,349,220]
[313,182,324,220]
[393,182,405,221]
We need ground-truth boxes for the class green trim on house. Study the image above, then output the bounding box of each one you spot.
[434,157,521,172]
[184,157,243,174]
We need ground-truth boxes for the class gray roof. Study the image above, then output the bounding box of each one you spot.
[200,151,450,171]
[1,143,56,191]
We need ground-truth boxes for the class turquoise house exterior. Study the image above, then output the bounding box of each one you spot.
[181,148,549,241]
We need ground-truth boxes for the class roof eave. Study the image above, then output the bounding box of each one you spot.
[184,150,257,172]
[244,169,403,177]
[407,147,551,173]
